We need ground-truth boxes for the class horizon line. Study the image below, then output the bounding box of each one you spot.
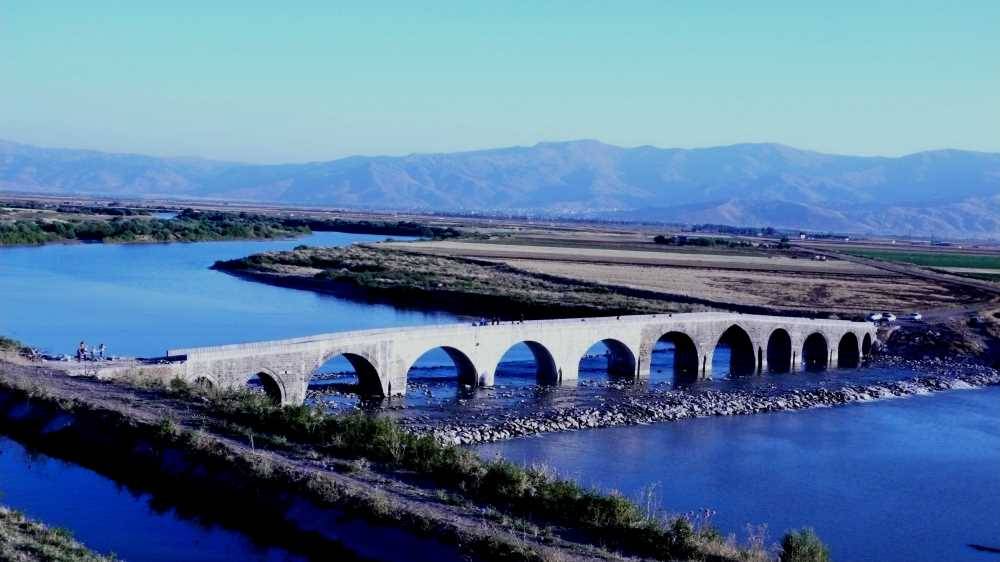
[2,136,998,167]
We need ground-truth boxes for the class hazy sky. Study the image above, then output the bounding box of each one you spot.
[1,1,998,163]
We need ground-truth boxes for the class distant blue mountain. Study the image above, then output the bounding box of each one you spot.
[3,138,1000,238]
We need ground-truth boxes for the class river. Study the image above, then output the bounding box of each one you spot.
[1,233,998,561]
[0,435,309,561]
[478,386,1000,562]
[0,232,456,357]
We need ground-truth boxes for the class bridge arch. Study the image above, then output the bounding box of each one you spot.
[802,332,829,371]
[495,340,560,384]
[246,370,285,404]
[650,331,701,385]
[314,351,384,397]
[713,324,757,377]
[578,338,637,380]
[838,332,860,368]
[405,345,480,388]
[766,328,793,373]
[862,332,873,360]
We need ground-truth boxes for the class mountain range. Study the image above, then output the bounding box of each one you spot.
[3,138,1000,239]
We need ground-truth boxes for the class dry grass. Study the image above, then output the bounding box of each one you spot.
[499,259,964,314]
[388,240,881,274]
[220,237,970,317]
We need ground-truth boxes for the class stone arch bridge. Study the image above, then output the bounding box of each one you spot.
[162,313,876,405]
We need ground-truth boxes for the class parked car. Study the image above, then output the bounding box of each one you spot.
[870,312,897,322]
[908,312,923,321]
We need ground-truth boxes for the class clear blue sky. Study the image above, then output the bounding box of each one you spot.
[1,1,997,163]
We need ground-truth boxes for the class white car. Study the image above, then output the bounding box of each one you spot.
[870,312,896,322]
[908,312,923,321]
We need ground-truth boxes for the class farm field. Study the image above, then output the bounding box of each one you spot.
[843,249,1000,270]
[384,237,982,316]
[497,258,957,314]
[391,240,881,275]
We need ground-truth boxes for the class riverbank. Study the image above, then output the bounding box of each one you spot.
[214,244,705,318]
[0,506,112,562]
[0,358,795,562]
[402,357,1000,445]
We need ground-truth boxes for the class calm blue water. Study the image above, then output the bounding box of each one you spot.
[0,232,456,357]
[0,435,307,562]
[478,386,1000,562]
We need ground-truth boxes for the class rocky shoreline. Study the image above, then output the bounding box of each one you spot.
[406,357,1000,445]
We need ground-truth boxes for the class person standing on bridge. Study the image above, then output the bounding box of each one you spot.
[76,341,86,362]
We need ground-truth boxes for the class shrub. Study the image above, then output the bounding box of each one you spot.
[0,336,25,352]
[481,460,535,500]
[780,528,831,562]
[156,417,180,438]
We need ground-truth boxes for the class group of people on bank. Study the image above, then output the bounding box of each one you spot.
[76,341,107,362]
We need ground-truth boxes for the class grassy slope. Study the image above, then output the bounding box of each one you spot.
[0,506,113,562]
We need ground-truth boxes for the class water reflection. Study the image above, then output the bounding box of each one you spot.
[0,436,309,562]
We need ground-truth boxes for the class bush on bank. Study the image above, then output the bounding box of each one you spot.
[0,204,460,246]
[0,336,25,352]
[779,528,831,562]
[0,210,307,245]
[170,379,830,561]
